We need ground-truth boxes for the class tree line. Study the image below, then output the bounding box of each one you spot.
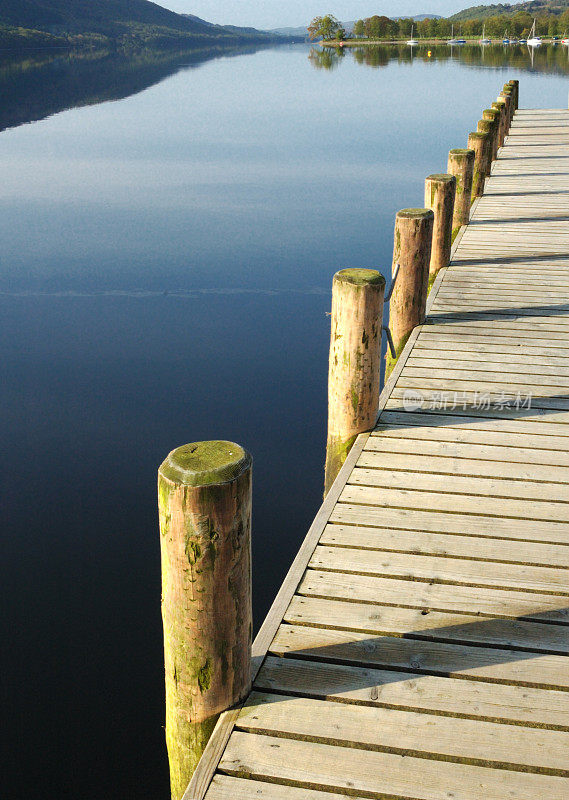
[308,12,569,41]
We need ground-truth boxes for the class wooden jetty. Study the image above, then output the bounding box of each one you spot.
[181,106,569,799]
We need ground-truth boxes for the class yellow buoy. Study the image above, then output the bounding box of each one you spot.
[428,50,432,57]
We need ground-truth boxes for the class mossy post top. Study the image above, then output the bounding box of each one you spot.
[469,130,489,140]
[449,148,475,158]
[483,108,500,118]
[334,268,385,288]
[426,173,456,185]
[159,441,252,487]
[396,208,434,221]
[493,99,506,108]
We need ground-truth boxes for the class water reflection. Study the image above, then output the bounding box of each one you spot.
[311,42,569,74]
[0,43,276,133]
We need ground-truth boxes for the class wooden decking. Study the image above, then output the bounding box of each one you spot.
[187,109,569,799]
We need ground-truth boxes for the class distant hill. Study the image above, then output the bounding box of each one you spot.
[451,1,569,21]
[0,0,298,49]
[269,25,310,37]
[400,13,443,19]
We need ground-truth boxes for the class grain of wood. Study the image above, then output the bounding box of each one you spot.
[220,732,569,799]
[236,691,569,773]
[270,624,569,689]
[299,568,569,622]
[321,522,569,567]
[255,655,569,729]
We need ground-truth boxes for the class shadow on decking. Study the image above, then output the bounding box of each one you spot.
[254,609,569,702]
[491,171,569,177]
[468,215,569,224]
[426,302,569,323]
[485,189,569,196]
[498,155,569,160]
[451,253,569,266]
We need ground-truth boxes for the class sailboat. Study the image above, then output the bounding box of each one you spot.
[562,31,569,45]
[527,19,542,47]
[480,25,491,45]
[407,24,418,46]
[447,24,459,45]
[502,30,510,44]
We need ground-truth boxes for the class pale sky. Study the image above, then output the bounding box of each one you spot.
[158,1,501,29]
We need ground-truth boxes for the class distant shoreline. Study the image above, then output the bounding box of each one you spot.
[322,37,561,47]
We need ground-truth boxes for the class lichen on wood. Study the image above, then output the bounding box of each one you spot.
[325,269,384,495]
[386,208,433,379]
[158,441,252,799]
[424,174,456,278]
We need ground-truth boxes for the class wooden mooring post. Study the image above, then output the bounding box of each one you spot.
[477,117,498,175]
[468,130,490,198]
[158,441,252,800]
[492,98,508,146]
[386,208,433,377]
[507,79,519,110]
[447,149,475,238]
[499,91,513,130]
[482,108,501,160]
[324,269,385,495]
[424,173,456,278]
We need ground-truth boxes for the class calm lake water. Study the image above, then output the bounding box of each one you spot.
[2,41,568,799]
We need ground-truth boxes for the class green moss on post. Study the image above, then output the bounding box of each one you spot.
[158,441,252,799]
[325,269,385,495]
[507,79,519,111]
[424,173,456,279]
[477,119,497,176]
[482,108,500,160]
[498,91,513,131]
[387,208,433,380]
[492,99,507,147]
[447,149,475,237]
[468,131,490,199]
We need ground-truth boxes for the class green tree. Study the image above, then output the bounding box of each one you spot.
[353,19,364,37]
[307,14,343,41]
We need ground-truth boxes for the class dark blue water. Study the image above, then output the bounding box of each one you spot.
[2,42,568,800]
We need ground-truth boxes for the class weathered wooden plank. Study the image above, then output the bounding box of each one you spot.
[340,483,569,524]
[359,446,569,483]
[418,330,569,347]
[320,523,569,568]
[379,406,569,439]
[220,732,569,799]
[313,537,569,595]
[364,438,569,475]
[350,464,569,503]
[299,567,569,622]
[373,417,569,453]
[205,775,362,800]
[407,356,569,377]
[284,595,569,655]
[385,396,569,427]
[400,367,569,390]
[255,655,569,729]
[236,692,569,773]
[331,502,569,544]
[270,624,569,689]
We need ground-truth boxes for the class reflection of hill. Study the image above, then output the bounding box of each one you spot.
[312,43,569,74]
[0,45,271,133]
